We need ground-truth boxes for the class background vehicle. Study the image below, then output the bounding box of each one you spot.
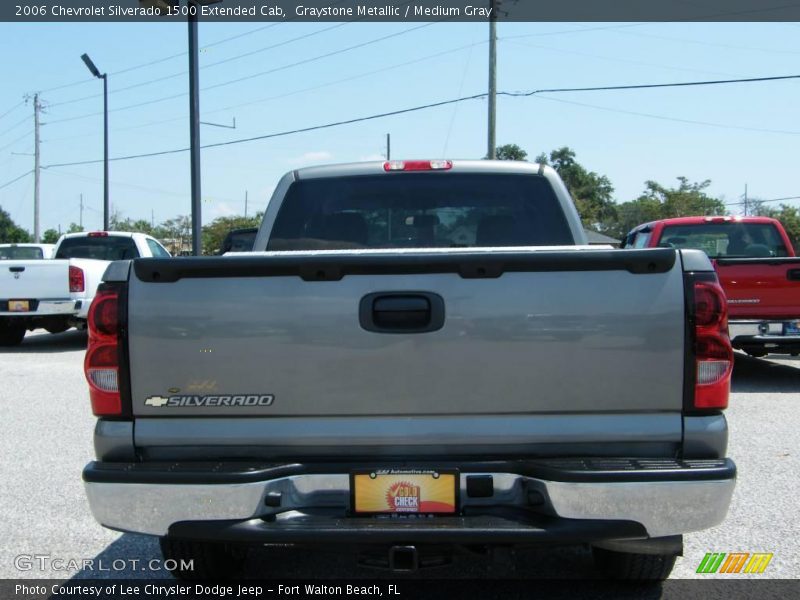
[0,231,170,346]
[0,243,56,260]
[217,227,258,254]
[623,216,800,357]
[83,160,735,581]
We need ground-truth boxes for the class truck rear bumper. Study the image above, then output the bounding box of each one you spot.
[0,299,78,317]
[83,459,735,542]
[729,319,800,353]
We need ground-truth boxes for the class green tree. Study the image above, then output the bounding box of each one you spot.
[0,206,31,243]
[752,203,800,250]
[42,229,60,244]
[110,211,154,234]
[67,223,84,234]
[639,177,725,218]
[537,147,617,233]
[154,215,193,255]
[494,144,528,161]
[201,214,262,255]
[608,177,726,240]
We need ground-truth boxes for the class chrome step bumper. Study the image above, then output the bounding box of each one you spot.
[83,459,735,540]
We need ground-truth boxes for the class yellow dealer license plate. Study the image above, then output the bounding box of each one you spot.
[8,300,30,312]
[352,469,458,514]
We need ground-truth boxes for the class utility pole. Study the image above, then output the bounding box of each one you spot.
[744,184,748,216]
[244,190,248,219]
[188,1,202,256]
[33,94,41,242]
[386,133,391,160]
[151,209,155,229]
[487,1,497,159]
[79,193,84,229]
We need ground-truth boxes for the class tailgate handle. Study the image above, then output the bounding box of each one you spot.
[9,266,25,273]
[360,292,445,333]
[789,269,800,281]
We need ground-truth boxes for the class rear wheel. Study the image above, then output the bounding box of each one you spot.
[0,322,26,346]
[159,537,248,580]
[592,547,677,581]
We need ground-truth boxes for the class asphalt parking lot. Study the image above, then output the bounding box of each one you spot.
[1,329,798,582]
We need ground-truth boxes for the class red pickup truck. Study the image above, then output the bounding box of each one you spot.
[623,216,800,357]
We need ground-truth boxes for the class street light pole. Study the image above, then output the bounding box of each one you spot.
[81,53,109,231]
[102,72,109,231]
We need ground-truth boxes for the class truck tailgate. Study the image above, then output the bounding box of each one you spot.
[716,257,800,319]
[1,260,69,303]
[127,248,685,420]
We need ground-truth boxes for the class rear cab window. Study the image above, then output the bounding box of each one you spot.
[659,223,789,258]
[55,236,140,260]
[146,238,171,258]
[0,246,43,260]
[626,229,652,249]
[267,173,574,250]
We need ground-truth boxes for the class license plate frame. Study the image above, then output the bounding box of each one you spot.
[8,300,30,312]
[351,469,459,515]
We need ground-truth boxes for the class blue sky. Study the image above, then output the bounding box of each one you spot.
[1,20,800,234]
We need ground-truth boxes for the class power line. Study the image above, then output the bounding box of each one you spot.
[47,22,352,109]
[0,101,26,124]
[0,114,31,140]
[726,195,800,206]
[43,40,488,143]
[505,73,800,96]
[611,27,800,57]
[500,22,650,41]
[0,170,33,192]
[532,94,800,136]
[41,71,800,168]
[0,130,34,153]
[204,21,442,93]
[43,93,489,168]
[33,22,290,95]
[502,39,744,79]
[34,0,357,101]
[45,21,441,126]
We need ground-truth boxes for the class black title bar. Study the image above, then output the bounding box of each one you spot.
[4,1,800,23]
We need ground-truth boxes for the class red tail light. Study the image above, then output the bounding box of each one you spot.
[84,288,121,416]
[693,279,733,409]
[69,266,85,293]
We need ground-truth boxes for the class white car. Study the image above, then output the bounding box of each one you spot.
[0,231,170,346]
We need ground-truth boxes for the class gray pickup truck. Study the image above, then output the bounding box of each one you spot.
[82,160,736,580]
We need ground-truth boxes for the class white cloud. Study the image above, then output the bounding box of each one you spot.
[358,153,387,161]
[206,201,238,220]
[287,151,333,166]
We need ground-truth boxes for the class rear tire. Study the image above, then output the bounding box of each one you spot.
[159,537,248,580]
[0,323,25,346]
[45,323,70,334]
[592,547,676,581]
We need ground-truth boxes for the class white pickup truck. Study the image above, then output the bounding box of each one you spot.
[0,231,170,346]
